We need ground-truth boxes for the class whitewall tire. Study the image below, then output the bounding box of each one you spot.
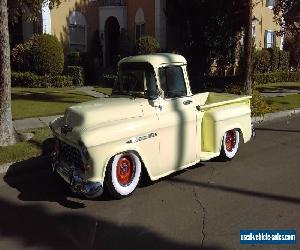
[106,152,142,199]
[220,129,240,160]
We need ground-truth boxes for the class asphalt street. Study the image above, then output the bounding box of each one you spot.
[0,114,299,250]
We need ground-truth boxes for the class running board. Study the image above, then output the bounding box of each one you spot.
[200,151,220,161]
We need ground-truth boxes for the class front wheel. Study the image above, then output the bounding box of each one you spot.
[220,129,240,160]
[105,152,142,199]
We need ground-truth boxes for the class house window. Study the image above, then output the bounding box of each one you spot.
[69,11,87,51]
[252,26,256,48]
[265,30,276,48]
[135,8,145,41]
[252,26,256,38]
[266,0,276,8]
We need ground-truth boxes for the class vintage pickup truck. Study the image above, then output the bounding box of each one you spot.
[50,53,254,199]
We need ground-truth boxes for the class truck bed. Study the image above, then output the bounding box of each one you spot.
[193,92,251,109]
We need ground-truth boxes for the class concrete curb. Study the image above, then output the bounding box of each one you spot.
[251,108,300,124]
[0,163,13,175]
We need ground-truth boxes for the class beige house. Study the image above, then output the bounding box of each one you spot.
[10,0,167,67]
[9,0,284,70]
[252,0,283,49]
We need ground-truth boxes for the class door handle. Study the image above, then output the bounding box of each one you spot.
[196,105,204,112]
[183,100,193,105]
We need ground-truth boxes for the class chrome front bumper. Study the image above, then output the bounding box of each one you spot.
[52,156,103,198]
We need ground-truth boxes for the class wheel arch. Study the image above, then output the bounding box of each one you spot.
[102,147,152,183]
[217,125,245,152]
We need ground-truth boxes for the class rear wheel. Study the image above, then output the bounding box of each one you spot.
[106,152,142,199]
[220,129,240,160]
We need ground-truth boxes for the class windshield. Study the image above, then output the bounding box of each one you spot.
[112,63,157,98]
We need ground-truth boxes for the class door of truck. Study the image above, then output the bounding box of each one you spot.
[155,65,197,176]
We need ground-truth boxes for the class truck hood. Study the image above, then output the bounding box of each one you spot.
[64,97,145,129]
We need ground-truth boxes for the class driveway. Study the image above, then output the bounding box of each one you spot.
[0,114,299,250]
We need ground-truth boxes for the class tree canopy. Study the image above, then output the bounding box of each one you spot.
[274,0,300,35]
[8,0,61,23]
[165,0,248,79]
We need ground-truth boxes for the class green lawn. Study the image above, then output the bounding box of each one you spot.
[0,127,52,165]
[12,87,95,120]
[255,82,300,92]
[266,94,300,111]
[93,87,112,96]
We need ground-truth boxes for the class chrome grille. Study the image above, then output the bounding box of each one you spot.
[59,141,83,170]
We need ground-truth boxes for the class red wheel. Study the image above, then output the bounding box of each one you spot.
[116,155,135,186]
[106,152,142,199]
[225,130,237,152]
[220,129,240,160]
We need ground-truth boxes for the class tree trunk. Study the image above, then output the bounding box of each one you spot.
[244,0,253,95]
[0,0,18,146]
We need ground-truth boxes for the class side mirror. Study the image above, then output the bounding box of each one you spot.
[144,90,159,100]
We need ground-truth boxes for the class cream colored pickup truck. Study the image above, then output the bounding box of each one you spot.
[50,53,254,199]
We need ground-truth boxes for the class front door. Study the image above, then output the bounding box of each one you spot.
[155,66,197,176]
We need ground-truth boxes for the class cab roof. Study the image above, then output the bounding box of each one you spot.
[119,53,187,69]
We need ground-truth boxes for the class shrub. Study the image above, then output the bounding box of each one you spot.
[30,34,64,75]
[253,49,271,73]
[253,48,290,73]
[11,34,64,75]
[11,39,33,72]
[65,66,84,86]
[279,50,289,71]
[268,47,280,72]
[224,84,245,95]
[253,71,300,84]
[11,72,73,88]
[283,34,300,70]
[225,84,272,117]
[103,74,117,88]
[135,36,160,55]
[251,90,273,117]
[68,52,81,66]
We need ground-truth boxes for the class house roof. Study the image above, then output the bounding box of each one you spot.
[119,53,187,69]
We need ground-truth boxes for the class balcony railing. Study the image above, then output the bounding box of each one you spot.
[99,0,127,6]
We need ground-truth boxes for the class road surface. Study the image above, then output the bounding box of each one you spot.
[0,114,299,250]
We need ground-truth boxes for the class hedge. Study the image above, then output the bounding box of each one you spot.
[30,34,64,75]
[253,71,300,84]
[11,72,73,88]
[11,34,64,75]
[65,66,84,86]
[253,48,290,74]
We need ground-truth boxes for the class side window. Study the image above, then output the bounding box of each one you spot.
[159,66,187,98]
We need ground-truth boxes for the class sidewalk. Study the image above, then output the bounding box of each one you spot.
[261,89,300,98]
[74,86,108,98]
[13,115,60,131]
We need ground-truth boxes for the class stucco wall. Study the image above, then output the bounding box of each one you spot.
[127,0,155,44]
[50,0,98,53]
[253,0,282,49]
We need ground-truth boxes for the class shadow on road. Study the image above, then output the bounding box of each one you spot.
[169,178,300,205]
[0,196,225,250]
[4,156,87,209]
[255,127,300,133]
